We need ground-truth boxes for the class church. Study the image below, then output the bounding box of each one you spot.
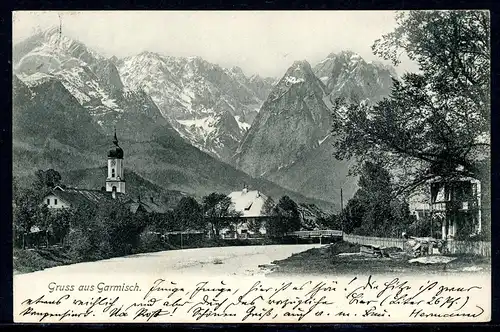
[41,131,165,214]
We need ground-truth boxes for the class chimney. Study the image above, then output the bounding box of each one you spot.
[111,186,117,199]
[137,194,141,203]
[150,196,154,204]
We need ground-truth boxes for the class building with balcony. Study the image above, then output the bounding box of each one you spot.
[430,176,482,240]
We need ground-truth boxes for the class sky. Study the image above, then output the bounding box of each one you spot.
[13,11,419,78]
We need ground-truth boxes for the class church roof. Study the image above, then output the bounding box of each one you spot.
[108,129,124,159]
[46,186,129,208]
[45,187,171,215]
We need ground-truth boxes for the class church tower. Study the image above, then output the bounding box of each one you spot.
[106,129,126,194]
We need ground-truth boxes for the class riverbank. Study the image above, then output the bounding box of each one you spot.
[14,244,321,278]
[268,241,491,276]
[12,237,285,274]
[13,247,73,275]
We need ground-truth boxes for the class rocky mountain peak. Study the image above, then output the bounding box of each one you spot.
[285,60,315,78]
[314,51,395,104]
[117,52,274,162]
[234,59,331,178]
[13,28,104,78]
[268,59,326,103]
[234,51,396,205]
[230,66,245,75]
[290,59,311,69]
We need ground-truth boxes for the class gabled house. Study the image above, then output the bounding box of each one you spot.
[430,176,482,240]
[42,185,128,210]
[220,185,272,239]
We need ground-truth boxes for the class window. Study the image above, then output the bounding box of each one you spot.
[244,202,253,211]
[54,199,58,205]
[112,168,115,177]
[47,199,50,205]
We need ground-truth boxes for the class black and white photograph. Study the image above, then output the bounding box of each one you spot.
[11,10,491,323]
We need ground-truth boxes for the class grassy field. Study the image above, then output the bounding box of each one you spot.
[269,241,491,276]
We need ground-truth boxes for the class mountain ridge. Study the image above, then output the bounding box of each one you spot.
[117,51,275,162]
[12,30,334,211]
[233,52,396,206]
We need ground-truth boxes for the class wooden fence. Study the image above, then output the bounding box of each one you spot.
[286,230,343,238]
[343,234,491,257]
[343,234,407,250]
[446,240,491,257]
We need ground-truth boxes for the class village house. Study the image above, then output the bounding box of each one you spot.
[409,176,484,240]
[220,185,328,239]
[220,185,271,239]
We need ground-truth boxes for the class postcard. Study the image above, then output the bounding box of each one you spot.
[12,10,491,323]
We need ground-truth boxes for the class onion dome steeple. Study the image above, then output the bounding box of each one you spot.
[108,128,124,159]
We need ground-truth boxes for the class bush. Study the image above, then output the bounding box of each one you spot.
[66,229,96,262]
[137,229,162,253]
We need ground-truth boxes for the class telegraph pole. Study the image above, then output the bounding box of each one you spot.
[340,187,344,234]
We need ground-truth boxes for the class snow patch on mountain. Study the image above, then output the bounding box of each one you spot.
[234,116,251,131]
[177,116,218,136]
[318,134,330,146]
[284,76,305,85]
[117,52,274,162]
[13,29,164,136]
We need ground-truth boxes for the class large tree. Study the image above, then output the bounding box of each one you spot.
[34,169,62,190]
[332,10,490,194]
[173,196,203,231]
[202,193,239,236]
[13,174,58,248]
[341,162,412,236]
[267,196,301,237]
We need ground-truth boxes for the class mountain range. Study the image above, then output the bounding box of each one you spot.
[12,28,332,210]
[12,28,397,212]
[116,51,274,162]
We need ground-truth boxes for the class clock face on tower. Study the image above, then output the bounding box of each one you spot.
[111,159,116,166]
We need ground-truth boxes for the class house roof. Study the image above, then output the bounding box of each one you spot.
[129,199,167,214]
[228,190,269,217]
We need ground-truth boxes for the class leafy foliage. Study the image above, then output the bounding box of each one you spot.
[341,162,412,237]
[373,10,489,121]
[202,192,240,236]
[267,196,301,237]
[332,10,490,194]
[137,225,163,253]
[34,169,62,190]
[174,196,203,231]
